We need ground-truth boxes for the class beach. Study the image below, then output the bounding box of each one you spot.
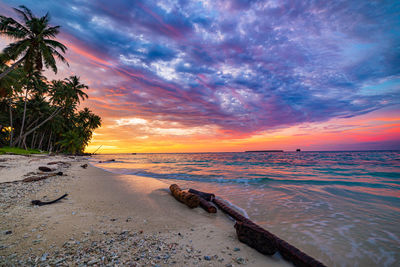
[0,154,290,266]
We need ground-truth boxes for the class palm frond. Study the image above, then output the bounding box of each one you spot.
[13,6,32,24]
[41,44,57,73]
[0,17,30,38]
[17,6,34,21]
[48,47,69,66]
[42,25,60,38]
[43,39,67,53]
[3,39,30,59]
[1,5,68,76]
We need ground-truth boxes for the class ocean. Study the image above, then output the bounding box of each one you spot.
[90,151,400,266]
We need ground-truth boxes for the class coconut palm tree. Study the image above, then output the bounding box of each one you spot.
[1,6,68,147]
[56,108,101,154]
[14,70,47,147]
[64,76,88,105]
[50,76,88,110]
[0,5,68,79]
[0,60,24,145]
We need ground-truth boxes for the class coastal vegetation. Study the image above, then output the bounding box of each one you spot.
[0,146,43,155]
[0,6,101,154]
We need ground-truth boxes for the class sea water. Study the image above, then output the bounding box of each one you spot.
[91,151,400,266]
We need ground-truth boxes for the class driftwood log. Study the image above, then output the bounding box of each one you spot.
[47,161,71,166]
[213,197,326,267]
[213,198,251,224]
[31,193,68,206]
[38,166,53,172]
[188,188,215,201]
[80,164,88,169]
[23,173,56,182]
[188,188,217,213]
[198,197,217,213]
[275,234,326,267]
[235,221,277,255]
[169,184,200,208]
[23,172,63,182]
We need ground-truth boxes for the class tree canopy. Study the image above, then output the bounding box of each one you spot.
[0,6,101,154]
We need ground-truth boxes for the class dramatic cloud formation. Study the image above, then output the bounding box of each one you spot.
[1,0,399,152]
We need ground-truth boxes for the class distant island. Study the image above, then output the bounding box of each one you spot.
[245,150,284,152]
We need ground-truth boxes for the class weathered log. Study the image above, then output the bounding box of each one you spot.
[198,197,217,213]
[47,161,71,166]
[80,164,88,169]
[23,173,56,182]
[275,236,326,267]
[213,198,252,224]
[188,188,215,201]
[169,184,200,208]
[235,221,277,255]
[38,166,52,172]
[214,197,326,267]
[31,193,68,206]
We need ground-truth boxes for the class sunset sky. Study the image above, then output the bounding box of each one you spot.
[1,0,399,153]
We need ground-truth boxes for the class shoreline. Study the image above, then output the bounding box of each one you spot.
[0,154,291,266]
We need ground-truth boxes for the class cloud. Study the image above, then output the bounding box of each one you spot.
[1,0,399,138]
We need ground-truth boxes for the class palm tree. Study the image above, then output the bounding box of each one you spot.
[0,5,68,79]
[64,76,88,105]
[0,60,24,145]
[15,70,47,147]
[1,6,68,147]
[78,107,102,132]
[0,56,24,98]
[57,129,83,155]
[50,76,88,110]
[56,108,101,154]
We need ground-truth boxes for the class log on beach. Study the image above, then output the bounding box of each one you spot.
[38,166,53,172]
[169,184,200,208]
[235,221,277,255]
[80,164,88,169]
[23,173,56,182]
[188,188,215,201]
[31,193,68,206]
[213,198,252,224]
[47,161,71,166]
[22,172,62,182]
[275,235,326,267]
[214,197,326,267]
[198,197,217,213]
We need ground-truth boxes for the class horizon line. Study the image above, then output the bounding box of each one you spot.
[89,149,400,154]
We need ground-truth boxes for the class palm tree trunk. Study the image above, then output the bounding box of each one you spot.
[17,87,30,147]
[13,107,62,146]
[38,131,45,150]
[0,57,24,80]
[47,130,52,151]
[31,131,36,148]
[9,100,13,146]
[22,136,28,150]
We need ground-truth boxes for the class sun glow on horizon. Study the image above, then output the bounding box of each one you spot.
[85,107,400,153]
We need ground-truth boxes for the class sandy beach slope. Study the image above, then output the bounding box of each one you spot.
[0,154,292,266]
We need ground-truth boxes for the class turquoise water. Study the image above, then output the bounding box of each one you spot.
[91,151,400,266]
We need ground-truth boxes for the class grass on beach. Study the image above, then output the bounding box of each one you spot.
[0,146,45,155]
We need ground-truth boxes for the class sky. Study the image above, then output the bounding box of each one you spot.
[0,0,399,153]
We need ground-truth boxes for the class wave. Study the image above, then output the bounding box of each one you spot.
[92,166,400,190]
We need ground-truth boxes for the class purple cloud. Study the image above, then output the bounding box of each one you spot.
[1,0,399,135]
